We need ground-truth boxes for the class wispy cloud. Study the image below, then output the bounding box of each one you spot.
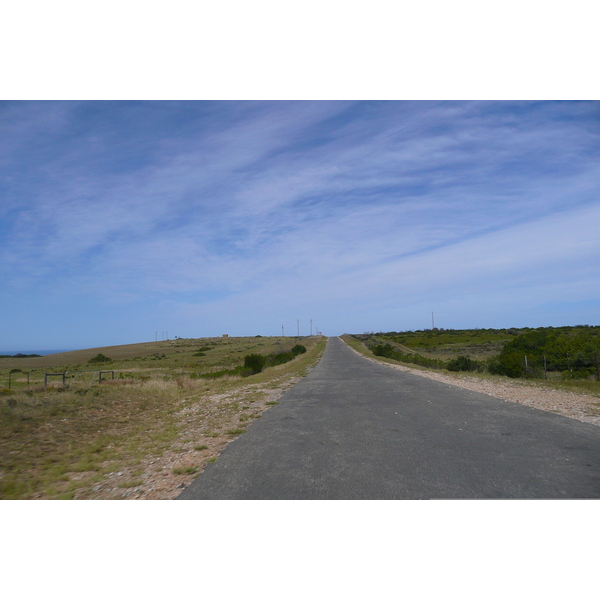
[1,100,599,346]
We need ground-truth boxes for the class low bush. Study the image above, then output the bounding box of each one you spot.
[88,353,111,364]
[370,343,443,369]
[447,356,481,372]
[244,354,267,374]
[266,351,295,367]
[488,352,525,378]
[200,344,308,379]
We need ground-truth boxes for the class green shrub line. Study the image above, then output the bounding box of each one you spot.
[357,325,600,381]
[198,344,307,379]
[369,342,482,373]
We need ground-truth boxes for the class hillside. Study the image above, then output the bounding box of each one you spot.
[350,326,600,394]
[0,335,326,499]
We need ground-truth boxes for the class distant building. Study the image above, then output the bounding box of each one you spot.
[222,334,229,338]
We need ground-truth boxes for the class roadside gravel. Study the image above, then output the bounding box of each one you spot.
[347,346,600,428]
[78,376,304,500]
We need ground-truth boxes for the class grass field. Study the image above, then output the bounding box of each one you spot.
[0,335,326,499]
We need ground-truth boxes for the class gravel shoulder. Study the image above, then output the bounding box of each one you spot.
[344,343,600,428]
[87,376,304,500]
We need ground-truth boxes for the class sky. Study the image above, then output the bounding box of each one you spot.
[1,100,599,349]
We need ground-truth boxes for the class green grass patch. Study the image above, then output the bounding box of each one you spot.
[118,479,144,488]
[172,466,198,475]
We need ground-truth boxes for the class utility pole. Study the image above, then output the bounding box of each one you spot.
[282,325,284,337]
[297,319,299,338]
[432,312,435,330]
[310,319,313,336]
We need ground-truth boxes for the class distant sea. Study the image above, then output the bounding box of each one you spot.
[0,349,78,356]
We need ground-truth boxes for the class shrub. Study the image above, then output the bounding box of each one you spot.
[291,344,307,355]
[372,343,395,357]
[488,352,524,378]
[370,342,443,369]
[200,367,244,379]
[447,356,478,372]
[88,353,111,364]
[266,351,295,366]
[243,354,266,374]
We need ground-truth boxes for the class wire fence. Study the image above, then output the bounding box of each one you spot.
[2,369,116,391]
[522,351,600,380]
[2,365,232,390]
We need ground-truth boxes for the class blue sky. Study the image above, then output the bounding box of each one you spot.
[1,100,599,349]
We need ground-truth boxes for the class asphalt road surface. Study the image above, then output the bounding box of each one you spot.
[177,337,600,499]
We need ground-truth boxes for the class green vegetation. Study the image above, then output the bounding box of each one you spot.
[489,327,600,380]
[447,355,482,373]
[364,328,516,358]
[371,342,444,369]
[118,479,145,488]
[244,353,266,374]
[201,343,308,378]
[348,325,600,392]
[88,353,111,364]
[172,466,198,475]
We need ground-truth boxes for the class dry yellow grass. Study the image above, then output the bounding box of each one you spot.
[0,336,327,499]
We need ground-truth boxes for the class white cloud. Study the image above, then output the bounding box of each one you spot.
[1,101,599,345]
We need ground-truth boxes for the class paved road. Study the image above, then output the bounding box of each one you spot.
[177,337,600,499]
